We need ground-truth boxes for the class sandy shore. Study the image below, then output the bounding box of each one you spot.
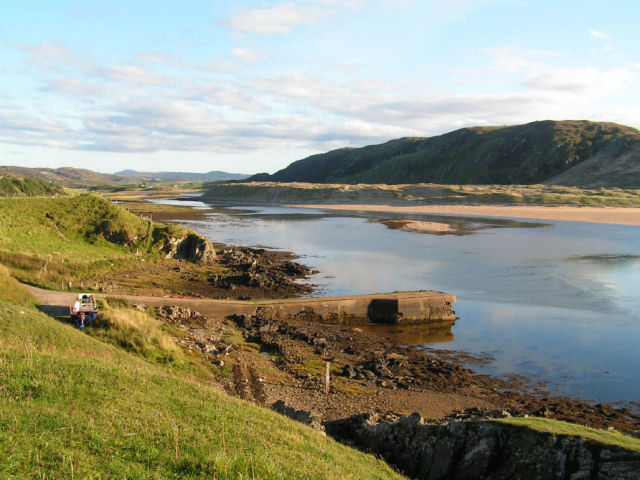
[291,204,640,226]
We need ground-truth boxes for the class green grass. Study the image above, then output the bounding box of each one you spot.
[87,299,187,366]
[0,195,219,295]
[497,417,640,453]
[0,264,34,305]
[0,176,65,197]
[0,276,404,478]
[204,182,640,207]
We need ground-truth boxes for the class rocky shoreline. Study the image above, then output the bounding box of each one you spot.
[153,305,640,478]
[327,412,640,479]
[157,304,640,432]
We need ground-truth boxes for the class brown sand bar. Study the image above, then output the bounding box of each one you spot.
[290,204,640,226]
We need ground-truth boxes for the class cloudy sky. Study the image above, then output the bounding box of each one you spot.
[1,1,639,174]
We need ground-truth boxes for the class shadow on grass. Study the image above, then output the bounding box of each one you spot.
[37,304,77,327]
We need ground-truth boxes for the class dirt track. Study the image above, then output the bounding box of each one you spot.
[24,285,456,323]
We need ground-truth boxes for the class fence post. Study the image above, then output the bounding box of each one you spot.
[325,361,331,394]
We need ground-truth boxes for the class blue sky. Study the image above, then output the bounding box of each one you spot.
[1,0,639,174]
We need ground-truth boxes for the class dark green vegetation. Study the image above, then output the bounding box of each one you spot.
[250,120,640,187]
[204,182,640,207]
[0,175,65,197]
[0,267,403,479]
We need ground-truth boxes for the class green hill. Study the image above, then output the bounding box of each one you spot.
[0,176,65,197]
[0,266,403,479]
[0,194,219,295]
[250,120,640,187]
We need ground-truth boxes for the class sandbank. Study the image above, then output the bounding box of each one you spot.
[290,204,640,226]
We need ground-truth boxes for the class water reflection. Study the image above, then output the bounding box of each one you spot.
[362,320,456,344]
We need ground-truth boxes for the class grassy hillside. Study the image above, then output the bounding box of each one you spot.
[0,268,403,479]
[0,195,219,294]
[0,176,65,197]
[250,120,640,187]
[203,182,640,207]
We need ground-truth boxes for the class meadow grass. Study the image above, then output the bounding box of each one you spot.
[0,274,404,479]
[497,417,640,453]
[0,195,211,295]
[87,299,187,366]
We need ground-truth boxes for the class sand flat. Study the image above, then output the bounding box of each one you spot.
[291,204,640,226]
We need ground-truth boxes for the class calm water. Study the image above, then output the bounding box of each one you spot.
[155,198,640,406]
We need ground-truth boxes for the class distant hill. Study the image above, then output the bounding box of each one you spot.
[249,121,640,187]
[0,166,250,187]
[114,170,250,182]
[0,166,121,187]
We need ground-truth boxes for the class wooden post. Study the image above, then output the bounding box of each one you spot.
[325,361,330,394]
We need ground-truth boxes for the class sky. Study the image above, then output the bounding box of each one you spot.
[1,0,639,175]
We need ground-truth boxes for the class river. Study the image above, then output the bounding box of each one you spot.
[154,198,640,407]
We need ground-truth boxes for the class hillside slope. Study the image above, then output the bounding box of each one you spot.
[250,120,640,187]
[0,195,218,294]
[0,175,65,197]
[0,269,403,479]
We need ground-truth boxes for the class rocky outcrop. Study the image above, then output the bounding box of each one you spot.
[326,413,640,480]
[208,247,312,295]
[156,230,217,265]
[174,233,217,265]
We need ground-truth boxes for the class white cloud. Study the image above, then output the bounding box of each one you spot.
[42,78,107,98]
[227,1,362,35]
[231,48,259,63]
[15,42,89,71]
[524,66,634,95]
[100,64,167,86]
[589,29,608,39]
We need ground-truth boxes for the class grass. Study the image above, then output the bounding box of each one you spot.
[87,299,187,366]
[204,182,640,207]
[0,264,34,305]
[497,417,640,453]
[0,195,231,297]
[0,176,65,197]
[0,272,404,479]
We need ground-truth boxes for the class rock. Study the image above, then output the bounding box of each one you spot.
[175,233,217,265]
[342,364,357,379]
[362,369,376,381]
[325,415,640,480]
[271,400,324,432]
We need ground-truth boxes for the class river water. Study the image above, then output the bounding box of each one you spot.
[155,198,640,407]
